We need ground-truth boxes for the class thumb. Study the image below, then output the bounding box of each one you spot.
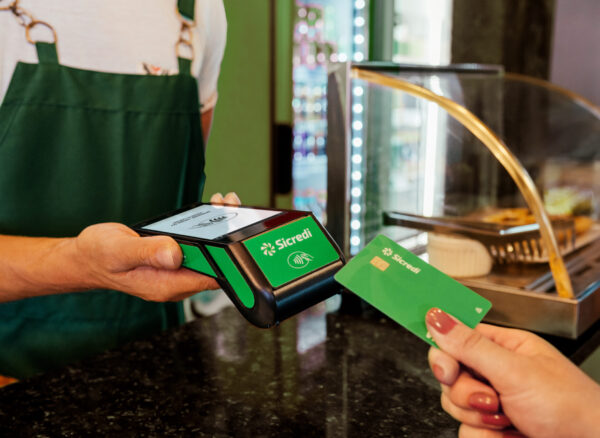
[425,308,518,385]
[118,235,183,271]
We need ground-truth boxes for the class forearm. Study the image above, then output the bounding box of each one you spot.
[0,223,222,304]
[201,108,214,145]
[0,235,89,302]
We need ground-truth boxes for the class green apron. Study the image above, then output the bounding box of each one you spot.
[0,1,205,379]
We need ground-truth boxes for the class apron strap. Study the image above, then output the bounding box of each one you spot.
[35,42,59,64]
[177,0,195,22]
[176,0,195,77]
[178,57,192,76]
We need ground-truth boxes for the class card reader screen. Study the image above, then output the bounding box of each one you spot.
[142,204,279,240]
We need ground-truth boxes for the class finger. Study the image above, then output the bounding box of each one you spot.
[116,235,183,271]
[162,274,220,300]
[223,192,241,206]
[425,308,520,387]
[441,393,512,430]
[429,346,460,385]
[445,370,499,413]
[475,324,532,352]
[475,323,559,358]
[119,266,220,301]
[458,424,525,438]
[210,192,225,204]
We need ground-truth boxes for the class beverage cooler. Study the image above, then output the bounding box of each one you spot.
[325,62,600,339]
[291,0,369,222]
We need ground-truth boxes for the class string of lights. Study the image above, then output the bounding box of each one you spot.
[349,0,368,254]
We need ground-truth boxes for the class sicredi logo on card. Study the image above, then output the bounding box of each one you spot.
[379,247,421,274]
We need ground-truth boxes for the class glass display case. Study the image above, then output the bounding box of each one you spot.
[326,62,600,338]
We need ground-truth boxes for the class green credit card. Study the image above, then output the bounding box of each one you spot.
[334,234,492,347]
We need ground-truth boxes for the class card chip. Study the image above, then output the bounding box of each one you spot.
[370,256,389,271]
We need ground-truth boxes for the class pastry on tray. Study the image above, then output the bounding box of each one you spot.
[427,233,493,278]
[427,208,595,277]
[481,208,593,236]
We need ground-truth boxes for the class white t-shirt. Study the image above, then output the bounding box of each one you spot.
[0,0,227,112]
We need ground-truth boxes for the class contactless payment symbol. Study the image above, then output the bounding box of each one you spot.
[261,242,276,256]
[287,251,314,269]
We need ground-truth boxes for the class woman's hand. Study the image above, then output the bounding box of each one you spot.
[425,308,600,438]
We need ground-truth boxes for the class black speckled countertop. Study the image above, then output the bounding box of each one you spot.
[0,300,458,437]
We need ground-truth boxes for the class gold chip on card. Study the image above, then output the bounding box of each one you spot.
[370,256,389,271]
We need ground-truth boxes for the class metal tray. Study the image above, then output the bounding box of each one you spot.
[457,238,600,338]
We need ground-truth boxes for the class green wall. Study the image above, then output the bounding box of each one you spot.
[274,0,293,126]
[203,1,272,206]
[273,0,294,209]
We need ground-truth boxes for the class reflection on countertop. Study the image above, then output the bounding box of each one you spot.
[0,300,458,437]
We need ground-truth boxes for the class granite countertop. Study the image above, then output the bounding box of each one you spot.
[0,299,458,437]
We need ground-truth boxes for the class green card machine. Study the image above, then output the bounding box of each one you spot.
[133,203,345,328]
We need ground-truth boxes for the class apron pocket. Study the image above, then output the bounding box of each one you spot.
[0,102,21,147]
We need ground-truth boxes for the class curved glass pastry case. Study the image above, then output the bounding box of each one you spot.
[326,62,600,338]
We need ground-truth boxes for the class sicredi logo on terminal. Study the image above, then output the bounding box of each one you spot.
[260,228,313,256]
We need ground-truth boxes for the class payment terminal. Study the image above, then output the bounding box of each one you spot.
[133,203,345,328]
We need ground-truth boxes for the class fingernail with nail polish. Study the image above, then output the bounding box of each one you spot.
[426,308,457,334]
[481,413,512,428]
[468,392,499,412]
[432,364,445,383]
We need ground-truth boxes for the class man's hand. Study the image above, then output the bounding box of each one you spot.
[209,191,241,205]
[0,192,242,303]
[75,192,241,301]
[75,223,219,301]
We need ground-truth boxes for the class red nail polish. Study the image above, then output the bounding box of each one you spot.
[432,364,445,382]
[426,308,457,334]
[481,413,512,428]
[468,392,499,412]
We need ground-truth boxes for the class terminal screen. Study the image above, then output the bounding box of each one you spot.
[143,204,279,240]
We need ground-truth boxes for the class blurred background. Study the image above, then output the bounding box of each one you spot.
[204,0,599,212]
[201,0,600,379]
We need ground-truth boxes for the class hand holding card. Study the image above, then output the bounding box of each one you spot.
[334,234,491,346]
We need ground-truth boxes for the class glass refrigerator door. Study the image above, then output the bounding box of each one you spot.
[291,0,456,224]
[392,0,453,65]
[292,0,369,222]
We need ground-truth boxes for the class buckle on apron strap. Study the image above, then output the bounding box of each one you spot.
[175,21,194,61]
[1,0,32,27]
[1,0,58,45]
[26,20,58,45]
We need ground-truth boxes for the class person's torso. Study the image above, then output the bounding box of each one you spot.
[0,0,223,378]
[0,0,226,104]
